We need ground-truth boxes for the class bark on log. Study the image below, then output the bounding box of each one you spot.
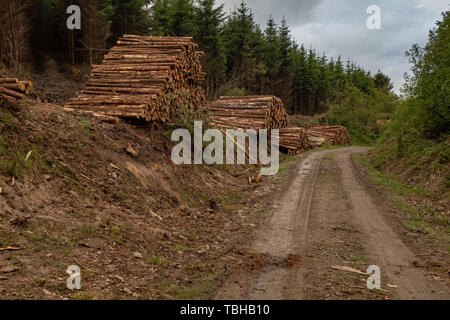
[0,77,32,102]
[206,95,289,131]
[64,35,206,122]
[307,126,352,146]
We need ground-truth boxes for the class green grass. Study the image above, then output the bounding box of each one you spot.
[170,244,188,252]
[353,153,449,243]
[277,153,303,177]
[219,189,244,205]
[317,144,346,151]
[24,226,62,250]
[146,255,168,267]
[354,154,427,196]
[79,119,92,132]
[0,231,20,247]
[348,254,367,263]
[170,272,220,300]
[0,134,51,178]
[324,152,335,161]
[76,224,96,240]
[70,291,95,300]
[374,130,449,177]
[108,225,123,243]
[0,111,12,124]
[174,287,201,300]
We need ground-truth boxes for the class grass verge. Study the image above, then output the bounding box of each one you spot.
[353,153,449,247]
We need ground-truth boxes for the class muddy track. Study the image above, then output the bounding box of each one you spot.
[216,147,450,300]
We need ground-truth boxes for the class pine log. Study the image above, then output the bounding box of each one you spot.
[64,35,206,122]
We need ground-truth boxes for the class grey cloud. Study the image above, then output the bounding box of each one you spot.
[218,0,449,92]
[220,0,323,26]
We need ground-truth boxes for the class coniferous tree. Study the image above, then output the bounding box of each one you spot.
[222,1,264,93]
[262,16,281,94]
[148,0,171,35]
[5,0,400,121]
[80,0,112,65]
[374,70,394,93]
[194,0,226,98]
[108,0,151,42]
[277,17,293,110]
[167,0,195,36]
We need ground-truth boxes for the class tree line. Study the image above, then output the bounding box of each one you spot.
[0,0,395,116]
[373,11,449,191]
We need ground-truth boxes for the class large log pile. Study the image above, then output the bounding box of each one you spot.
[65,34,206,122]
[278,127,309,155]
[206,96,289,130]
[307,126,352,146]
[0,78,32,102]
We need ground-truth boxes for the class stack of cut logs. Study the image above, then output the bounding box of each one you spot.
[307,126,352,146]
[65,34,206,122]
[278,127,309,155]
[0,78,32,102]
[207,96,289,130]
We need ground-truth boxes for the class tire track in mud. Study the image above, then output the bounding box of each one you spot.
[336,148,450,299]
[216,150,325,299]
[216,147,450,300]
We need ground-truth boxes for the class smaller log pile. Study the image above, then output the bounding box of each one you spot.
[278,127,309,155]
[207,96,289,130]
[307,126,352,146]
[0,78,32,102]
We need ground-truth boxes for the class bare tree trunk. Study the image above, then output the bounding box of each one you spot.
[0,0,30,75]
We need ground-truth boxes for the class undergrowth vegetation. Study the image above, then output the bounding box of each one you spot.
[372,12,449,192]
[322,12,448,194]
[354,154,449,244]
[326,83,397,145]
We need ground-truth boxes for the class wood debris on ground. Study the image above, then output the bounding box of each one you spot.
[0,78,32,102]
[0,246,20,252]
[331,265,367,275]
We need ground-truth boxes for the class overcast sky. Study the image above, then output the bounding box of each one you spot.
[220,0,449,92]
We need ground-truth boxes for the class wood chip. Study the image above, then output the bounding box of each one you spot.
[0,246,19,252]
[1,266,19,274]
[25,150,33,161]
[151,211,163,221]
[110,163,122,171]
[331,265,368,275]
[126,144,138,157]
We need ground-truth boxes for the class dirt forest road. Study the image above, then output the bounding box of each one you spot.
[216,147,450,300]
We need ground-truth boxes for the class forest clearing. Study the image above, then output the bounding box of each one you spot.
[0,0,448,305]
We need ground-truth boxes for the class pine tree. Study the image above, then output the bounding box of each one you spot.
[148,0,171,35]
[167,0,195,36]
[222,1,263,92]
[80,0,112,65]
[291,44,307,113]
[277,17,293,110]
[374,70,394,93]
[194,0,225,55]
[222,1,255,72]
[109,0,151,42]
[194,0,227,98]
[262,16,281,94]
[278,17,292,70]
